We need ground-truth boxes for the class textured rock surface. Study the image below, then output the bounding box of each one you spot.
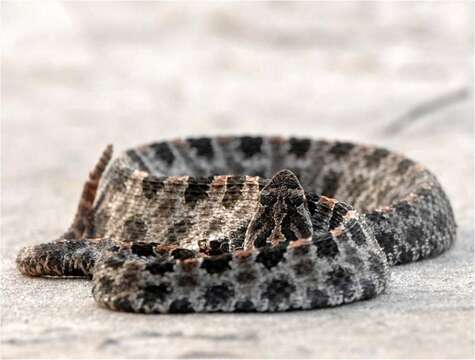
[1,2,473,358]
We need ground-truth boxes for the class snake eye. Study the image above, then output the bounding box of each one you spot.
[198,239,207,251]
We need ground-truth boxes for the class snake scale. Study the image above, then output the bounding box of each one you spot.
[16,136,456,313]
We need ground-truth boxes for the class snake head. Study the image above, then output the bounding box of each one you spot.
[244,169,313,249]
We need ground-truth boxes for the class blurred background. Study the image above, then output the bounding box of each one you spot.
[1,2,473,358]
[3,1,472,141]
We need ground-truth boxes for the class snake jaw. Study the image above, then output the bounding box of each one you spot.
[244,169,313,249]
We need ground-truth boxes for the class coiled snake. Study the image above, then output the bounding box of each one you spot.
[16,136,456,313]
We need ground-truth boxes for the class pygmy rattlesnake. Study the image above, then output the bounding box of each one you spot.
[16,136,456,313]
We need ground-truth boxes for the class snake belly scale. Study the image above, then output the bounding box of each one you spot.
[16,136,456,313]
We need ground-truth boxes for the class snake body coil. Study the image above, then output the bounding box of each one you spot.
[16,136,456,313]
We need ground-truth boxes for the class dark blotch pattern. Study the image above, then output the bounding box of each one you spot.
[326,266,353,290]
[346,219,367,245]
[108,170,128,193]
[176,274,198,288]
[360,279,377,300]
[171,248,196,260]
[308,288,330,308]
[365,210,404,265]
[169,298,194,313]
[188,138,214,159]
[321,170,340,197]
[204,283,235,309]
[329,142,355,158]
[395,200,416,217]
[142,175,164,200]
[123,216,148,241]
[205,238,229,256]
[236,270,257,284]
[306,192,319,215]
[315,233,339,258]
[256,244,287,269]
[329,202,351,230]
[399,248,414,264]
[396,158,414,175]
[367,253,387,279]
[288,138,311,158]
[151,142,175,166]
[201,254,232,274]
[184,176,213,206]
[131,243,156,257]
[222,176,245,208]
[142,283,172,304]
[234,300,256,312]
[365,148,390,168]
[239,136,263,158]
[112,298,134,312]
[126,149,149,171]
[307,194,331,232]
[292,258,314,276]
[262,278,296,304]
[145,261,174,275]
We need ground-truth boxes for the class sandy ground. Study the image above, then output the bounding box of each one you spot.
[1,2,473,358]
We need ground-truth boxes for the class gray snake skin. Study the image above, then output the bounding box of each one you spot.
[16,136,456,313]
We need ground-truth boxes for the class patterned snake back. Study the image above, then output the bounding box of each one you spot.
[16,136,456,313]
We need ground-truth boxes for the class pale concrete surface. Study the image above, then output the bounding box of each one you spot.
[1,2,473,358]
